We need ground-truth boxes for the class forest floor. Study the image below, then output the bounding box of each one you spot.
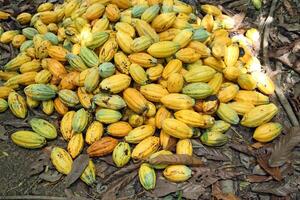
[0,0,299,199]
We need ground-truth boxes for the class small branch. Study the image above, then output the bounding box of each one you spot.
[0,196,67,200]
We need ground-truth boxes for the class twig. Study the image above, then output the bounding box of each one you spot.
[0,196,67,200]
[262,0,299,127]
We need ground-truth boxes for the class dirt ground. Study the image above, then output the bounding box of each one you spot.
[0,0,300,199]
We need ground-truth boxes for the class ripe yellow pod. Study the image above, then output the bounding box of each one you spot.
[0,30,19,44]
[253,122,282,142]
[237,73,257,90]
[92,17,109,33]
[26,96,39,108]
[203,57,226,72]
[162,59,182,79]
[172,17,192,30]
[42,100,54,115]
[131,36,153,53]
[151,13,176,32]
[0,71,19,81]
[159,28,181,41]
[234,90,269,105]
[145,117,156,127]
[37,2,53,12]
[20,60,41,74]
[39,11,58,24]
[160,130,176,150]
[146,64,163,81]
[67,133,84,158]
[80,160,96,185]
[12,35,26,48]
[35,70,52,84]
[175,48,201,63]
[216,103,240,125]
[224,44,239,67]
[115,22,135,38]
[201,4,222,16]
[135,19,159,42]
[77,87,93,109]
[160,93,195,110]
[48,45,68,61]
[125,125,155,143]
[208,120,231,134]
[188,41,211,58]
[105,4,120,22]
[173,0,193,14]
[107,121,132,137]
[86,121,103,145]
[113,142,131,167]
[172,29,193,48]
[54,98,68,115]
[163,165,191,182]
[17,13,32,24]
[111,0,131,9]
[140,84,169,102]
[46,58,68,79]
[184,65,216,83]
[208,73,223,95]
[223,66,240,81]
[59,72,79,90]
[116,31,133,54]
[51,147,73,175]
[114,51,131,74]
[174,109,214,128]
[34,19,48,34]
[176,139,193,156]
[251,71,275,95]
[60,111,75,141]
[100,74,131,93]
[0,86,13,99]
[162,118,193,139]
[227,101,255,116]
[241,103,278,127]
[129,53,158,68]
[123,88,148,114]
[200,131,228,146]
[129,114,144,127]
[99,37,119,62]
[84,3,105,20]
[167,73,184,93]
[201,14,214,32]
[131,136,160,160]
[211,42,226,58]
[8,91,27,119]
[147,41,180,58]
[11,130,46,149]
[129,63,148,85]
[155,106,171,129]
[47,23,58,33]
[139,163,156,190]
[217,83,239,103]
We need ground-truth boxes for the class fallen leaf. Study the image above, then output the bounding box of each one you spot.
[246,175,273,183]
[229,142,254,156]
[98,155,115,166]
[193,141,229,161]
[251,142,265,149]
[64,154,89,187]
[39,170,62,182]
[216,169,244,180]
[256,152,282,181]
[251,179,298,196]
[212,181,240,200]
[149,175,179,198]
[103,162,140,184]
[269,127,300,167]
[181,183,206,199]
[29,153,51,176]
[102,171,137,200]
[96,162,110,179]
[148,154,203,166]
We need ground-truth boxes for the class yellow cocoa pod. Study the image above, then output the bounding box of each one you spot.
[241,103,278,127]
[77,69,90,87]
[77,87,93,109]
[129,53,157,68]
[216,103,240,125]
[131,136,160,160]
[135,19,159,42]
[100,74,131,93]
[253,122,282,142]
[152,13,176,32]
[46,58,68,79]
[48,45,68,61]
[17,13,32,24]
[125,125,155,144]
[54,98,68,115]
[160,93,195,110]
[11,131,46,149]
[147,41,180,58]
[172,29,193,48]
[201,4,222,16]
[217,83,239,103]
[39,11,58,24]
[223,66,240,81]
[72,108,89,133]
[162,59,182,79]
[114,51,131,74]
[145,101,156,117]
[251,71,275,95]
[92,17,109,33]
[105,4,120,22]
[175,48,201,63]
[113,142,131,167]
[20,60,41,74]
[173,0,193,14]
[159,28,181,41]
[160,130,177,150]
[176,139,193,156]
[131,36,153,52]
[86,121,103,145]
[35,70,52,84]
[129,63,148,85]
[84,3,105,20]
[8,91,27,118]
[51,147,73,175]
[184,65,216,83]
[80,160,96,185]
[111,0,131,9]
[140,84,169,102]
[47,23,58,33]
[162,118,193,139]
[116,31,133,54]
[167,73,184,93]
[208,120,231,134]
[237,73,257,90]
[227,101,255,116]
[58,89,79,107]
[155,106,171,129]
[211,42,226,58]
[107,121,132,137]
[203,57,226,72]
[163,165,191,182]
[224,44,239,67]
[26,96,39,108]
[208,72,223,95]
[42,100,54,115]
[95,108,122,124]
[146,64,163,81]
[115,22,136,38]
[99,37,118,62]
[139,163,156,190]
[200,131,228,146]
[201,14,214,32]
[84,67,100,92]
[60,111,75,141]
[162,0,173,13]
[174,109,214,128]
[123,88,148,114]
[4,53,31,71]
[37,2,53,12]
[149,150,173,169]
[0,71,19,81]
[188,41,211,58]
[234,90,269,105]
[34,20,48,34]
[128,114,144,127]
[67,133,84,158]
[172,17,192,30]
[12,35,26,48]
[0,30,19,44]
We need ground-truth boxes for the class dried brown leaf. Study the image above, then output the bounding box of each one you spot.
[103,162,140,184]
[269,127,300,167]
[29,153,51,176]
[193,142,229,161]
[64,154,89,187]
[149,175,179,197]
[251,179,298,196]
[182,183,205,199]
[148,154,204,166]
[39,170,62,182]
[256,152,283,181]
[229,142,254,156]
[212,181,240,200]
[246,175,273,183]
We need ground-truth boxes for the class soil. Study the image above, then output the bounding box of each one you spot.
[0,0,299,199]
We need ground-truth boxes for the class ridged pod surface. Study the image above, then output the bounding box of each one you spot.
[0,98,8,112]
[163,165,191,182]
[113,142,131,167]
[241,103,278,127]
[11,131,46,149]
[174,109,214,128]
[123,88,148,114]
[128,53,157,68]
[51,147,73,175]
[139,163,156,190]
[85,121,103,145]
[58,89,79,107]
[234,90,269,105]
[176,139,193,156]
[200,131,228,146]
[24,84,56,101]
[87,136,119,157]
[216,103,240,125]
[184,65,216,83]
[182,82,213,99]
[160,93,195,110]
[217,83,239,103]
[208,120,231,134]
[60,111,75,141]
[8,91,27,118]
[67,133,84,158]
[107,121,132,137]
[162,59,182,79]
[72,108,89,133]
[227,101,255,116]
[162,118,193,139]
[77,87,93,109]
[129,63,148,85]
[147,41,180,58]
[131,136,160,160]
[140,84,169,102]
[100,74,131,93]
[29,118,57,139]
[93,93,126,110]
[95,108,122,124]
[253,122,282,142]
[125,125,155,143]
[80,160,96,185]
